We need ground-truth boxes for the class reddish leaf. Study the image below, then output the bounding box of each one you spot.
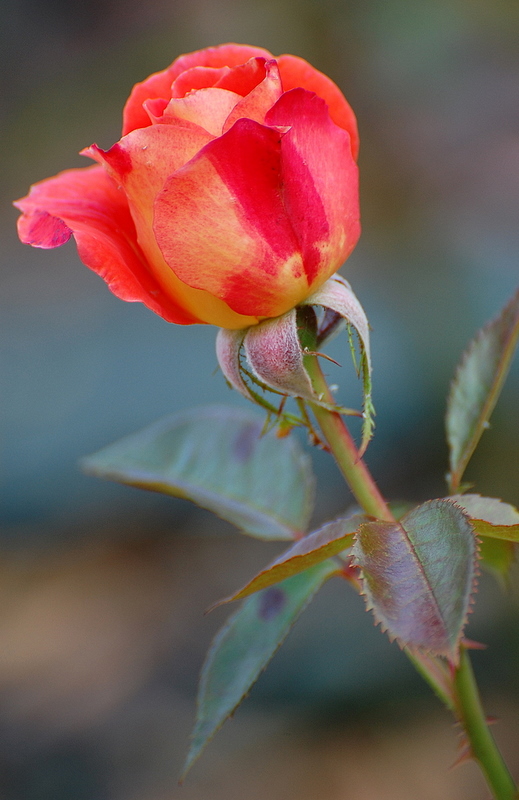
[353,500,478,662]
[211,515,363,608]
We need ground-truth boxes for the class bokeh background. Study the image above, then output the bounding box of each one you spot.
[2,0,519,797]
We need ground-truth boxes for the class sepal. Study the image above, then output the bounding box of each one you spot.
[302,274,374,454]
[215,327,253,401]
[244,309,316,400]
[215,275,374,448]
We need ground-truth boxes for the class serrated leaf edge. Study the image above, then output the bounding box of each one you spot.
[352,499,480,663]
[181,562,338,779]
[447,288,519,492]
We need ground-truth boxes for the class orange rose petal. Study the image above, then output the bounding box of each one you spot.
[277,54,359,160]
[214,56,267,96]
[126,45,274,132]
[169,44,273,75]
[143,97,169,124]
[84,120,213,194]
[14,166,200,323]
[223,60,283,132]
[84,121,213,276]
[154,119,307,319]
[122,68,177,136]
[83,123,260,329]
[170,66,231,98]
[163,88,241,137]
[266,88,360,287]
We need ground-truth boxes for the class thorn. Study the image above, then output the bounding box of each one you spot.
[305,350,342,367]
[449,744,473,770]
[461,638,487,650]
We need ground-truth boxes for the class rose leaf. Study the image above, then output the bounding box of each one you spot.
[183,561,338,778]
[446,289,519,493]
[352,499,478,662]
[449,493,519,541]
[211,514,364,608]
[82,404,314,540]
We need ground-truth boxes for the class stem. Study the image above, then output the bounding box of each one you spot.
[405,650,455,712]
[303,353,517,799]
[304,354,393,521]
[453,648,517,800]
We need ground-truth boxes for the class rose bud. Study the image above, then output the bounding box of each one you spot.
[14,44,360,329]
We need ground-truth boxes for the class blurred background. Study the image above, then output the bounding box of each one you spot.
[2,0,519,797]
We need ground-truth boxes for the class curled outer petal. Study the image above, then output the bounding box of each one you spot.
[14,165,199,324]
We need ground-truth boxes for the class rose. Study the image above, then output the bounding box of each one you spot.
[14,44,360,329]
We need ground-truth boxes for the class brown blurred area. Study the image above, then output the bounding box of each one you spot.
[2,0,519,797]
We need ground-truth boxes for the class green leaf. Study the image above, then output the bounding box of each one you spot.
[472,521,519,542]
[449,494,519,541]
[446,289,519,492]
[212,514,365,607]
[82,405,314,540]
[352,500,478,662]
[478,537,515,583]
[183,561,338,777]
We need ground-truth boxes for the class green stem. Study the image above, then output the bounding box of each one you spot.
[303,353,517,799]
[405,650,455,712]
[304,354,393,521]
[453,648,517,800]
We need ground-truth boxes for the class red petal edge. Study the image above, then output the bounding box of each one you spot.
[123,44,273,136]
[14,165,200,324]
[277,54,359,160]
